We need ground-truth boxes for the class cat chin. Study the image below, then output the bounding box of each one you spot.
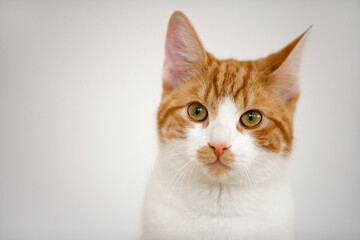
[196,164,231,182]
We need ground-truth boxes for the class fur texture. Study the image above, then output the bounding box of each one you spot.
[142,11,310,240]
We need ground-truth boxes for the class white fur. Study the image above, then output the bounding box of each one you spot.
[142,97,294,240]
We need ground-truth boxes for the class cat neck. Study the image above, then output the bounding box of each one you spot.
[154,153,292,218]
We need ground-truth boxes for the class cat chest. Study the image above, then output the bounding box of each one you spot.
[146,203,293,240]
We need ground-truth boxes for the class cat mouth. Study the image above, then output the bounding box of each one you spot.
[196,145,234,176]
[208,159,230,167]
[207,159,231,176]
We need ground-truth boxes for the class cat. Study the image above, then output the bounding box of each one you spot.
[141,11,310,240]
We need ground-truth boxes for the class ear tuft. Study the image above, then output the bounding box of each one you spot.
[162,11,207,90]
[266,26,312,102]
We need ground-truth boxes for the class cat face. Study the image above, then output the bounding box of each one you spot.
[157,11,310,184]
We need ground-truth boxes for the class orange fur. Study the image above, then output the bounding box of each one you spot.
[197,145,234,176]
[158,11,310,159]
[158,56,297,154]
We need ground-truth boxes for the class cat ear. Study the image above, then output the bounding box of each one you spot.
[162,11,207,90]
[264,26,312,102]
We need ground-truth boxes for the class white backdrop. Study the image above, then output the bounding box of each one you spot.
[0,1,359,239]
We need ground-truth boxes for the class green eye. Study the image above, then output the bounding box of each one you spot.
[240,110,262,128]
[187,103,208,122]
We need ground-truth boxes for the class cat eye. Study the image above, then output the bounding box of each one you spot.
[187,102,208,122]
[240,110,263,128]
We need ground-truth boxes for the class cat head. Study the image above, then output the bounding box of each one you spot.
[157,11,310,184]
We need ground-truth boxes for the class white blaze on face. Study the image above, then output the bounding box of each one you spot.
[187,96,258,169]
[209,125,231,148]
[208,96,237,148]
[210,96,256,167]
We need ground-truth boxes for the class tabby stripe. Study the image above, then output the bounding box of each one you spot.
[233,84,242,100]
[241,66,251,108]
[204,81,211,103]
[158,105,185,128]
[212,65,219,97]
[267,116,292,147]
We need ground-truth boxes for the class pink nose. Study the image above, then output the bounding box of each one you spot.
[208,143,229,159]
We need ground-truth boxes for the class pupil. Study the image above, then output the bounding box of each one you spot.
[195,107,201,115]
[248,113,254,121]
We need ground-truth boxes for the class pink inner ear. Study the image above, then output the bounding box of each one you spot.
[270,27,311,102]
[162,12,206,90]
[162,30,188,89]
[282,81,300,101]
[274,55,302,101]
[162,63,183,89]
[284,59,301,101]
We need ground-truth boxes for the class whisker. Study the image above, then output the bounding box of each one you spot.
[167,160,196,203]
[239,167,249,194]
[177,160,196,194]
[242,166,254,200]
[158,150,193,162]
[164,159,194,202]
